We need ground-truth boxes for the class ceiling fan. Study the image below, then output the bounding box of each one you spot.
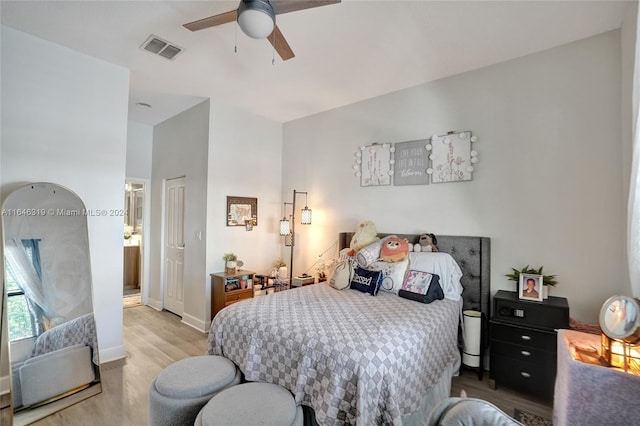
[183,0,341,61]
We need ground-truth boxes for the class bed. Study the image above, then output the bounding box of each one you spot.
[208,233,490,425]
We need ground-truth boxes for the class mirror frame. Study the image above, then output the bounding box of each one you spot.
[1,182,102,425]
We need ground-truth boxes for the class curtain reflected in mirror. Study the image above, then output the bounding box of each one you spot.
[2,182,101,425]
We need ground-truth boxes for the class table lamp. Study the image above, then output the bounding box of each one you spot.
[599,295,640,375]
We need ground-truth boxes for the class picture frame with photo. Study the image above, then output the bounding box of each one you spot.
[519,273,544,302]
[226,196,258,227]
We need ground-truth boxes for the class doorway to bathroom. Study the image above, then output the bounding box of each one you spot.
[124,179,148,308]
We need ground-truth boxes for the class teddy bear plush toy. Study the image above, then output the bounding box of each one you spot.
[348,220,380,256]
[413,233,439,253]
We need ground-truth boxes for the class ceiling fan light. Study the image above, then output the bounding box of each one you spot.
[237,0,275,39]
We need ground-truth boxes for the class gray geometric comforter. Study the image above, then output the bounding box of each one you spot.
[31,312,99,365]
[208,283,461,425]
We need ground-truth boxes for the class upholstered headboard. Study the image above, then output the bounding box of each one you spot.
[339,233,491,366]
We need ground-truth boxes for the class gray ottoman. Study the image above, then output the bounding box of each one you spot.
[148,355,241,426]
[194,382,304,426]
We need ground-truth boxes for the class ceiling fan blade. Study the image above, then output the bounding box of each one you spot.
[268,25,295,61]
[271,0,340,15]
[183,10,238,32]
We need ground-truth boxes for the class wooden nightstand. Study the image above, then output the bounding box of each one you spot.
[210,270,255,320]
[489,290,569,400]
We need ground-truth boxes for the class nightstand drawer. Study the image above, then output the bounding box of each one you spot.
[493,291,569,331]
[491,340,555,364]
[490,354,555,399]
[224,289,253,305]
[491,322,557,351]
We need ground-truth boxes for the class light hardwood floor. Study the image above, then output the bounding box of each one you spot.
[30,306,207,425]
[19,305,551,425]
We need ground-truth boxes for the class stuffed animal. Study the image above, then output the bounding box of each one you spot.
[416,233,438,253]
[348,220,380,256]
[379,236,409,262]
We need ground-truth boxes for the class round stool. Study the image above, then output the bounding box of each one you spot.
[148,355,241,426]
[194,382,304,426]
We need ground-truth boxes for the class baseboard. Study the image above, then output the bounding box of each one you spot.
[146,297,162,311]
[181,312,207,333]
[99,345,126,364]
[0,374,10,395]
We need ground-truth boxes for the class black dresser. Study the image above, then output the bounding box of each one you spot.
[489,290,569,400]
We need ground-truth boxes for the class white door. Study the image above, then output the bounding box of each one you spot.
[163,177,185,316]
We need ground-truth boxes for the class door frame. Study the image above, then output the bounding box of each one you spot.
[125,177,151,306]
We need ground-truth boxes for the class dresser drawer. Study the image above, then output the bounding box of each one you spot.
[491,340,555,365]
[490,354,555,399]
[224,289,253,305]
[493,292,569,331]
[491,322,557,351]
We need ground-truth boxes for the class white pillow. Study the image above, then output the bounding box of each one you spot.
[329,260,353,290]
[366,258,409,294]
[356,237,387,268]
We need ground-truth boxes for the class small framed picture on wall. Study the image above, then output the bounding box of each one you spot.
[226,196,258,227]
[519,273,543,302]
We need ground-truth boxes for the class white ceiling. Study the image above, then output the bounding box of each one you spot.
[1,1,631,125]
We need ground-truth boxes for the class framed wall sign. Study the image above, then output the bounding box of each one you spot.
[429,132,475,183]
[393,139,430,186]
[226,196,257,227]
[359,143,394,187]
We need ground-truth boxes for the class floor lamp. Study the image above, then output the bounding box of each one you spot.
[279,189,312,284]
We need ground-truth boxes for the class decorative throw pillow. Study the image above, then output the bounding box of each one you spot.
[398,270,444,304]
[349,266,384,296]
[329,260,353,290]
[356,237,387,268]
[367,258,409,294]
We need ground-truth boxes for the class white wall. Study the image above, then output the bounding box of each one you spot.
[0,24,5,392]
[205,100,283,326]
[283,30,624,323]
[622,1,638,296]
[149,100,210,331]
[148,99,282,332]
[126,121,153,180]
[1,26,129,361]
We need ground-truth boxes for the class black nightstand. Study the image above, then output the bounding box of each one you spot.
[489,290,569,400]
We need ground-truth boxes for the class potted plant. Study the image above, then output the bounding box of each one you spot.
[505,265,557,299]
[222,253,238,274]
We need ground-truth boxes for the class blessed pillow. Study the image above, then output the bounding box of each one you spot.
[329,260,353,290]
[367,258,409,294]
[349,266,384,296]
[398,270,444,304]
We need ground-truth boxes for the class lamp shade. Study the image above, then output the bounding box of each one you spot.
[301,206,312,225]
[279,218,290,236]
[237,0,275,39]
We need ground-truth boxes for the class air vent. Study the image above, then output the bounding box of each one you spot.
[140,35,184,60]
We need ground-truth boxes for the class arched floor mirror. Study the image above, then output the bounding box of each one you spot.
[1,182,101,425]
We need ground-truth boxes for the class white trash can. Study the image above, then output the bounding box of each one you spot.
[462,310,482,368]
